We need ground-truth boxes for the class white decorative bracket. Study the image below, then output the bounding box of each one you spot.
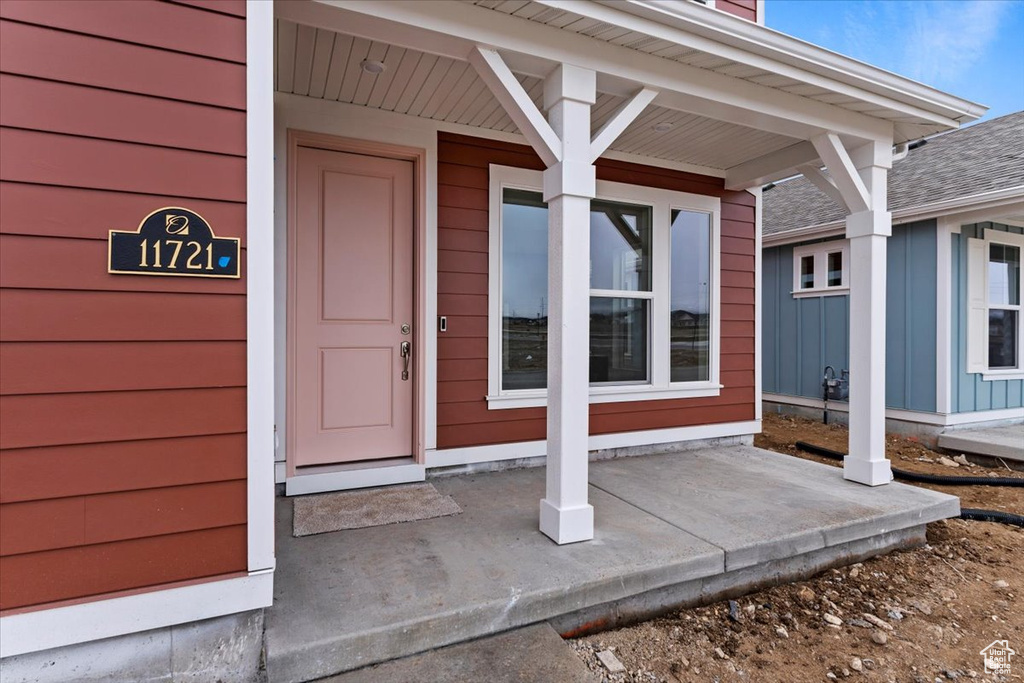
[468,47,562,167]
[811,132,870,214]
[589,87,658,163]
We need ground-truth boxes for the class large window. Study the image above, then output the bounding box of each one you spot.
[791,241,848,297]
[967,229,1024,379]
[487,165,721,408]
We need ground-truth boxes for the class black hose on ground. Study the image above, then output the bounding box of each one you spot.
[792,441,1024,527]
[960,508,1024,527]
[794,441,1024,487]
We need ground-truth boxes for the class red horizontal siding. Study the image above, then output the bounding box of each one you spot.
[0,20,245,109]
[1,480,246,556]
[0,387,247,450]
[0,434,247,504]
[171,0,247,18]
[0,0,245,63]
[0,128,246,202]
[0,526,246,610]
[0,341,247,395]
[0,182,247,243]
[0,1,248,611]
[0,290,246,342]
[435,132,757,449]
[0,74,246,156]
[716,0,758,22]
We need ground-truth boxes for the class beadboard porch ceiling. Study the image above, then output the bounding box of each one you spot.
[274,17,800,172]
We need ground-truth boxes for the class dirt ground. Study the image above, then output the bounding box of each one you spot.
[571,414,1023,683]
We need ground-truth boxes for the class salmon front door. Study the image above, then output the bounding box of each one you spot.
[292,145,414,467]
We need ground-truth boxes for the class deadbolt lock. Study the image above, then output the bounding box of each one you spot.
[401,323,411,335]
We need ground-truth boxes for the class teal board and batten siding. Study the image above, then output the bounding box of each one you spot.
[763,220,937,412]
[950,222,1024,412]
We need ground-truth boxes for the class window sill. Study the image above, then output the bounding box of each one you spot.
[485,383,723,409]
[980,370,1024,382]
[791,288,849,299]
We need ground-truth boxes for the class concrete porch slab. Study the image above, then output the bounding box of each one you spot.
[265,446,958,683]
[939,424,1024,462]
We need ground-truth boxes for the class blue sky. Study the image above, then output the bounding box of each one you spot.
[766,0,1024,123]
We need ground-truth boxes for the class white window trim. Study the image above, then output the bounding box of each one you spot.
[486,164,722,409]
[791,241,850,298]
[968,228,1024,381]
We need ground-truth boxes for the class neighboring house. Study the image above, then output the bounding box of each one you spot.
[762,111,1024,435]
[0,0,985,678]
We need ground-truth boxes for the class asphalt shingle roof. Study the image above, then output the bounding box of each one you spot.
[762,111,1024,236]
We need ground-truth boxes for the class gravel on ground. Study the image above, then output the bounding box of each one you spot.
[570,414,1023,683]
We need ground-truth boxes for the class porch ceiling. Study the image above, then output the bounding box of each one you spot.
[275,18,799,171]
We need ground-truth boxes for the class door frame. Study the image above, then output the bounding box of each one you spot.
[286,129,427,479]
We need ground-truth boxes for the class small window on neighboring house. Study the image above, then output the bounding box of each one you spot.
[967,230,1024,378]
[792,242,849,297]
[800,255,815,289]
[827,251,843,287]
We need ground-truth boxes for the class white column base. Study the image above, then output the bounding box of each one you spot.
[539,499,594,545]
[843,456,892,486]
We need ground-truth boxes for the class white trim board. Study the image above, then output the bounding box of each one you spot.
[0,572,272,659]
[246,0,276,575]
[286,462,426,496]
[764,393,1024,427]
[425,420,761,468]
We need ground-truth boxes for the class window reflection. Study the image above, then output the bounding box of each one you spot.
[501,188,548,390]
[590,298,648,383]
[670,209,711,382]
[590,200,652,291]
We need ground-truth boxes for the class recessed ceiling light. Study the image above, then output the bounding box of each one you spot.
[361,59,386,74]
[652,122,675,132]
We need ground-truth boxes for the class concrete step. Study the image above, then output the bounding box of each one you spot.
[317,623,597,683]
[939,424,1024,462]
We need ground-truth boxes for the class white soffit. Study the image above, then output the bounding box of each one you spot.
[275,19,798,170]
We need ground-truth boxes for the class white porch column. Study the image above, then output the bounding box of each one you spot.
[470,47,655,542]
[540,64,597,543]
[844,141,893,485]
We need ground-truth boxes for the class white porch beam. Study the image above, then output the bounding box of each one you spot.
[840,139,893,486]
[468,47,562,168]
[299,0,895,143]
[796,164,848,212]
[811,133,870,214]
[589,87,658,163]
[723,140,818,190]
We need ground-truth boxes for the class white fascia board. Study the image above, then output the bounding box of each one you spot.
[300,0,894,143]
[763,187,1024,247]
[0,572,272,658]
[587,0,985,129]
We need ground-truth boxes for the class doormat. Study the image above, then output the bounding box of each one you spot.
[292,483,462,537]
